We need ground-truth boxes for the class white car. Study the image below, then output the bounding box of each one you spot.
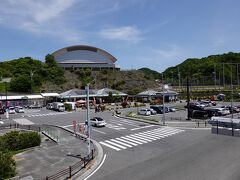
[90,117,107,127]
[138,108,151,116]
[15,106,24,113]
[8,107,15,114]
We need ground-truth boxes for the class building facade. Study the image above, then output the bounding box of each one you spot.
[52,45,119,70]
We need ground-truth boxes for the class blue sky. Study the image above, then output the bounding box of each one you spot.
[1,0,240,72]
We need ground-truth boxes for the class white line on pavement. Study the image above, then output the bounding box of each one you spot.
[130,125,155,131]
[84,154,106,180]
[92,129,106,134]
[99,142,121,151]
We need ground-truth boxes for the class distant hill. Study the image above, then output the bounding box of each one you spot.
[138,68,161,80]
[163,52,240,86]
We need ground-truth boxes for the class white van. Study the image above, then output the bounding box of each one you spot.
[138,108,151,116]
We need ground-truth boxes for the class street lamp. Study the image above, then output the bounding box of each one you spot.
[85,84,91,155]
[30,70,35,94]
[161,84,169,125]
[0,78,11,119]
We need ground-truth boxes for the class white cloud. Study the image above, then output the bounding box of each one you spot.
[154,44,182,59]
[99,26,142,42]
[0,0,80,42]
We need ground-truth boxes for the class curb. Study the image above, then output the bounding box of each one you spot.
[46,124,104,180]
[115,115,210,129]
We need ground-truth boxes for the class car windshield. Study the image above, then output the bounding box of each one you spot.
[95,117,103,121]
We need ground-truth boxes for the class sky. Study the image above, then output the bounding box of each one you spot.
[1,0,240,72]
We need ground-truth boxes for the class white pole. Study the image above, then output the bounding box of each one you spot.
[86,84,91,155]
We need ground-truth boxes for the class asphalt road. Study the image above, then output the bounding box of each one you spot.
[2,108,240,180]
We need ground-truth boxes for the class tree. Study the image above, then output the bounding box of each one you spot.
[45,54,57,67]
[0,152,16,179]
[10,75,31,92]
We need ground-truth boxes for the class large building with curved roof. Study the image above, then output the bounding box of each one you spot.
[52,45,119,70]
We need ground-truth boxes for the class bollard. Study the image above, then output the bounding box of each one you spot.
[10,123,12,129]
[205,121,207,127]
[231,121,234,136]
[216,120,219,134]
[198,121,199,127]
[83,157,86,168]
[92,149,94,160]
[69,166,72,178]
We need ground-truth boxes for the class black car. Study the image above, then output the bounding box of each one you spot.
[0,108,4,114]
[192,110,208,119]
[150,105,168,114]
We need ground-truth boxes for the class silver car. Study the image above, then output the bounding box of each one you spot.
[90,117,107,127]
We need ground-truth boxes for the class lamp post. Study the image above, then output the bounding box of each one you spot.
[30,70,34,94]
[85,84,91,155]
[0,78,11,119]
[162,84,169,125]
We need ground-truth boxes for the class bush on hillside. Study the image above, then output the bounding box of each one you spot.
[0,152,16,179]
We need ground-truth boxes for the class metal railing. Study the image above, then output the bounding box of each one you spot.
[45,150,95,180]
[0,123,96,179]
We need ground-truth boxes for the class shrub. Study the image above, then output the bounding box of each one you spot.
[64,103,72,111]
[0,152,16,179]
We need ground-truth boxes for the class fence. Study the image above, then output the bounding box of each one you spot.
[0,123,41,132]
[0,123,96,179]
[45,149,95,180]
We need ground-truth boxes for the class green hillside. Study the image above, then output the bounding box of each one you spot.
[163,52,240,86]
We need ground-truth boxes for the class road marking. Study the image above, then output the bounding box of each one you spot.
[84,154,107,180]
[99,127,185,151]
[129,134,153,142]
[92,129,106,134]
[110,139,132,147]
[110,119,139,127]
[105,140,127,149]
[12,118,34,125]
[115,138,138,146]
[130,125,155,131]
[121,136,143,144]
[99,142,121,151]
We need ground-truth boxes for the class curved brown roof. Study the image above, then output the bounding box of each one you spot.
[52,45,117,63]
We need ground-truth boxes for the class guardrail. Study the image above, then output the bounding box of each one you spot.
[0,123,96,179]
[209,117,240,137]
[0,123,41,132]
[45,150,94,180]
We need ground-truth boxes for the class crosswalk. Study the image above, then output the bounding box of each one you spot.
[99,127,184,151]
[105,123,126,130]
[22,112,70,118]
[13,118,34,125]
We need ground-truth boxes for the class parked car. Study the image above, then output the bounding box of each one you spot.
[46,103,53,110]
[149,108,157,115]
[138,108,151,116]
[150,105,169,114]
[192,110,208,119]
[15,106,24,113]
[0,108,4,114]
[89,117,107,127]
[8,107,15,114]
[169,107,177,112]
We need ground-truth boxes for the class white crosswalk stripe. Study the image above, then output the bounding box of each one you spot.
[115,138,138,146]
[105,123,126,131]
[99,127,185,151]
[24,112,69,118]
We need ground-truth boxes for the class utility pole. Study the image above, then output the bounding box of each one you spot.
[231,64,234,119]
[214,63,217,89]
[186,76,191,120]
[223,63,225,87]
[237,64,239,87]
[30,70,34,94]
[86,84,91,155]
[178,67,181,90]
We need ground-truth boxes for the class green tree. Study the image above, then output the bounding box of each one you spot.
[0,152,16,179]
